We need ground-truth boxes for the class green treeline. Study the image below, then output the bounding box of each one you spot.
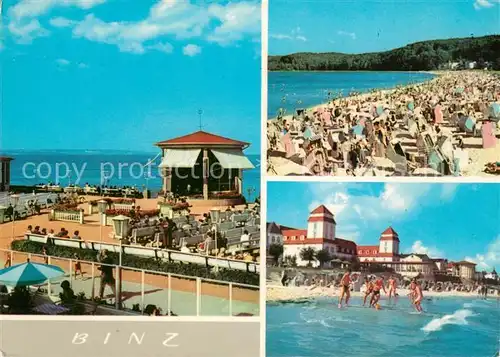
[268,35,500,71]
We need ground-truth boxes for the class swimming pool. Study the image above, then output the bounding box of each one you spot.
[267,296,499,357]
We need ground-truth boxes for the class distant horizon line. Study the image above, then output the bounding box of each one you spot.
[1,148,260,155]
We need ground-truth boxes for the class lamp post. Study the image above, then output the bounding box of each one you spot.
[112,215,130,309]
[97,199,108,244]
[10,194,20,242]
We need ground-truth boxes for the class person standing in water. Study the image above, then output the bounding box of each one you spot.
[362,276,374,306]
[387,275,398,303]
[338,269,352,308]
[408,279,417,303]
[370,276,387,308]
[412,279,424,312]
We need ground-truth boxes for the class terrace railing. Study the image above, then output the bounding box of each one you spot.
[1,248,259,317]
[50,209,84,224]
[24,233,260,273]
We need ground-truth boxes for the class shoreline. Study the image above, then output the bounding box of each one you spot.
[266,285,497,302]
[267,71,440,120]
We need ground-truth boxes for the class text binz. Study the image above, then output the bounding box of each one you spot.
[72,332,179,346]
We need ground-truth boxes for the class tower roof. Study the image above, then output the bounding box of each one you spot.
[310,205,333,215]
[308,205,336,224]
[155,131,249,148]
[380,226,400,241]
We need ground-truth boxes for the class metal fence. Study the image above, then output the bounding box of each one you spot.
[1,248,260,317]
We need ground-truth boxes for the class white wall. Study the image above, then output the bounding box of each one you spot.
[284,243,323,267]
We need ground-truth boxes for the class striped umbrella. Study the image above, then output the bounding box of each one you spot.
[0,261,65,287]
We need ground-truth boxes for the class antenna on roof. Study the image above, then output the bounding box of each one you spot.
[198,109,203,131]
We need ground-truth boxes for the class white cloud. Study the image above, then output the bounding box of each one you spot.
[207,2,260,44]
[22,1,260,54]
[77,62,89,68]
[8,18,49,43]
[409,240,443,258]
[147,42,173,53]
[56,58,70,65]
[49,17,75,28]
[474,0,494,9]
[182,44,201,56]
[337,30,356,40]
[270,26,307,42]
[465,236,500,270]
[7,0,105,43]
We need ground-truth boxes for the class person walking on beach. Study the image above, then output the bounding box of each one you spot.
[412,279,424,313]
[4,252,11,269]
[370,276,386,308]
[362,276,374,306]
[387,275,398,303]
[338,269,352,308]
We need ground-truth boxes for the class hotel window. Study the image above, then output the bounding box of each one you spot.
[384,242,388,251]
[292,236,296,240]
[300,235,305,240]
[313,223,318,237]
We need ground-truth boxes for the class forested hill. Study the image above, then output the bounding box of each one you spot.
[268,35,500,71]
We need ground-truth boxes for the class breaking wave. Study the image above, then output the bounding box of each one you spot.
[422,309,474,333]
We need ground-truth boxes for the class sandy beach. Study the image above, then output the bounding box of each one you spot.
[267,70,500,177]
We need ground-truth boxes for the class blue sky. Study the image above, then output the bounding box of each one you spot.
[1,0,261,153]
[267,182,500,272]
[269,0,500,55]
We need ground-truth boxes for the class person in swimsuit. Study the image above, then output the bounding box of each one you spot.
[387,275,398,303]
[338,269,352,308]
[363,276,374,306]
[412,279,424,312]
[408,280,416,303]
[370,276,387,308]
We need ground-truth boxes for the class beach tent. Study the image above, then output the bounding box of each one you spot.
[489,103,500,119]
[457,116,475,133]
[352,124,365,137]
[481,121,497,149]
[434,105,443,124]
[0,261,65,287]
[303,127,314,140]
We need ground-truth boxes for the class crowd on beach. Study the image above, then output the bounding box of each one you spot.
[274,269,500,310]
[267,71,500,176]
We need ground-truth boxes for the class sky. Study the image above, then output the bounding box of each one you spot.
[0,0,261,153]
[269,0,500,55]
[267,182,500,272]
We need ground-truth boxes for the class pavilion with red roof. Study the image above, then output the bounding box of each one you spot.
[155,131,254,199]
[0,156,13,192]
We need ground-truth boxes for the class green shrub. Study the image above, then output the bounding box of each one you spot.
[11,240,259,286]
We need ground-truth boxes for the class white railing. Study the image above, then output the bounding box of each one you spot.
[51,210,84,224]
[24,233,260,273]
[2,248,259,317]
[113,203,135,211]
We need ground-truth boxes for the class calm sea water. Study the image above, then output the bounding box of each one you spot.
[267,297,499,357]
[268,71,436,118]
[5,151,261,201]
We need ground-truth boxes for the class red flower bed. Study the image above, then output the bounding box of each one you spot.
[105,209,160,218]
[53,203,83,213]
[158,201,191,211]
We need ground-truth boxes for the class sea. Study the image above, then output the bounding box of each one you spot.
[267,296,500,357]
[4,150,261,201]
[268,71,436,119]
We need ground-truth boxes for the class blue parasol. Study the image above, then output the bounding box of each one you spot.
[376,105,384,116]
[407,102,414,111]
[0,261,65,287]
